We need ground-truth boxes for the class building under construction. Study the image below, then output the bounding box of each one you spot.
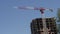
[30,18,57,34]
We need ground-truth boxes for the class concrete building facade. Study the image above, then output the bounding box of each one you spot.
[30,18,57,34]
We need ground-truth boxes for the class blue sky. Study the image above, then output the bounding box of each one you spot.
[0,0,60,34]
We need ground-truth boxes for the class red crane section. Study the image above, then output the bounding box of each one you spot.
[14,6,53,14]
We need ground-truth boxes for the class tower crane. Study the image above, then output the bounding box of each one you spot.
[14,6,53,34]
